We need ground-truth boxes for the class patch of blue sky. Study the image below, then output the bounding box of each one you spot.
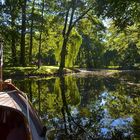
[101,128,110,135]
[110,117,133,129]
[80,117,89,126]
[1,0,4,4]
[102,18,112,28]
[71,107,79,117]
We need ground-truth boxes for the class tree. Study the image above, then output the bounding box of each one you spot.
[40,14,82,67]
[20,0,27,66]
[26,0,49,65]
[121,41,140,69]
[29,0,36,64]
[95,0,140,29]
[0,0,21,66]
[55,28,82,67]
[105,23,140,69]
[38,0,45,68]
[56,0,93,74]
[76,17,105,68]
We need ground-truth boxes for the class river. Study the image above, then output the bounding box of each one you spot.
[12,70,140,140]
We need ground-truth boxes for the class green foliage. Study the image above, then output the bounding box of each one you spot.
[105,23,140,69]
[32,76,81,118]
[76,17,106,68]
[42,15,82,67]
[65,29,82,67]
[0,0,140,69]
[65,76,81,105]
[95,0,140,28]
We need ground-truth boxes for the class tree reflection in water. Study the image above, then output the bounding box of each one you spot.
[13,71,140,140]
[59,76,94,139]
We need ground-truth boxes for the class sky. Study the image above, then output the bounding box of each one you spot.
[102,18,111,28]
[1,0,4,4]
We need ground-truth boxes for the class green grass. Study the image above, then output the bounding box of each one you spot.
[107,66,120,69]
[3,66,73,77]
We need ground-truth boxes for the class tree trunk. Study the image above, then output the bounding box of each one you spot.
[38,33,42,69]
[11,35,17,65]
[58,6,73,75]
[38,0,44,69]
[20,0,27,66]
[58,36,69,75]
[11,15,17,65]
[29,0,35,64]
[60,76,72,133]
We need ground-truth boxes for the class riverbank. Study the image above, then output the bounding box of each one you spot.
[3,66,79,78]
[3,66,140,79]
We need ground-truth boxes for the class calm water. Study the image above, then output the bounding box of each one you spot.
[11,70,140,140]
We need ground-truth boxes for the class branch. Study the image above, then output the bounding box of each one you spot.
[71,7,92,29]
[67,0,76,36]
[63,8,70,37]
[67,112,94,139]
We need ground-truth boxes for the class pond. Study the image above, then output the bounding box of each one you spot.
[11,70,140,140]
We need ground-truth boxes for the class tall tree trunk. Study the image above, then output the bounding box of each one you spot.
[38,0,44,69]
[58,2,75,75]
[29,0,35,64]
[20,0,27,66]
[11,15,17,65]
[11,35,17,65]
[58,36,69,74]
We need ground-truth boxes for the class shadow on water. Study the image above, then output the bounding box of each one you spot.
[12,70,140,140]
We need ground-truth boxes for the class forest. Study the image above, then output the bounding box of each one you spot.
[0,0,140,73]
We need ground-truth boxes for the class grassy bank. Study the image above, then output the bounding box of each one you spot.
[4,66,138,78]
[3,66,74,78]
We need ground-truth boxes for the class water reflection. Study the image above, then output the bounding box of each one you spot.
[12,71,140,140]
